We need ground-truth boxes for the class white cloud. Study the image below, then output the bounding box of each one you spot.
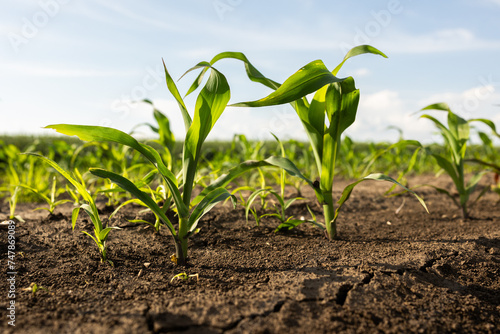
[346,90,436,143]
[380,28,500,54]
[418,83,500,119]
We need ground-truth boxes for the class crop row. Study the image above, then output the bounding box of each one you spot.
[1,45,499,266]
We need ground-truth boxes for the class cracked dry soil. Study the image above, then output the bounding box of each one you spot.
[1,175,499,333]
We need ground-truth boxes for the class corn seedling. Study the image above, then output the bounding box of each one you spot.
[0,143,39,221]
[17,176,72,214]
[170,272,199,283]
[27,283,49,297]
[23,154,120,264]
[418,103,500,218]
[43,60,242,266]
[244,187,304,232]
[466,129,500,197]
[200,46,428,239]
[1,186,23,222]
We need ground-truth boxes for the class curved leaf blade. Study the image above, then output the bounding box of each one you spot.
[332,45,388,76]
[162,59,192,131]
[188,187,235,232]
[44,124,188,217]
[182,66,231,204]
[90,168,176,236]
[231,60,344,107]
[334,173,428,224]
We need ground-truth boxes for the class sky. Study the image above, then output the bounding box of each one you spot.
[2,0,500,144]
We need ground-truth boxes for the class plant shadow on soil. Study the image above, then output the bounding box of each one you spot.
[1,174,499,333]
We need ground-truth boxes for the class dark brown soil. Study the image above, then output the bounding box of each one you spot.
[1,175,499,334]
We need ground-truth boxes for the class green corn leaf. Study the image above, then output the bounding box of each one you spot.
[188,187,235,232]
[334,173,428,224]
[362,140,422,176]
[80,203,103,233]
[466,171,487,196]
[332,45,388,76]
[136,169,159,188]
[53,199,72,207]
[431,185,460,208]
[45,124,148,153]
[430,154,463,192]
[329,78,360,134]
[183,67,210,98]
[421,102,451,113]
[140,145,187,217]
[419,104,465,159]
[293,98,324,174]
[420,114,460,161]
[209,52,280,90]
[245,188,272,223]
[182,66,230,205]
[71,207,80,230]
[275,218,305,233]
[307,85,328,136]
[16,184,51,204]
[321,78,360,192]
[44,124,187,217]
[128,219,155,227]
[154,109,176,150]
[469,118,500,138]
[109,198,146,221]
[469,176,491,210]
[23,153,94,205]
[81,231,99,247]
[193,156,315,206]
[231,60,344,107]
[465,158,500,173]
[140,100,175,150]
[179,61,213,97]
[89,168,176,236]
[185,52,280,96]
[264,156,314,187]
[283,197,302,211]
[447,110,469,143]
[99,227,120,242]
[477,132,493,146]
[162,59,192,131]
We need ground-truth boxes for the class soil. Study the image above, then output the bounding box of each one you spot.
[1,174,499,334]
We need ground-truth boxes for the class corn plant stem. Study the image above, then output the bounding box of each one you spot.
[175,216,189,266]
[457,161,469,218]
[322,191,336,239]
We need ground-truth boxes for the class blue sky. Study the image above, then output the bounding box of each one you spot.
[2,0,500,144]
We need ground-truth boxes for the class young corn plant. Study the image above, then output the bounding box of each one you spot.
[43,61,239,266]
[467,128,500,197]
[0,143,44,221]
[192,45,428,239]
[23,154,119,264]
[17,176,72,215]
[231,167,271,226]
[418,103,500,218]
